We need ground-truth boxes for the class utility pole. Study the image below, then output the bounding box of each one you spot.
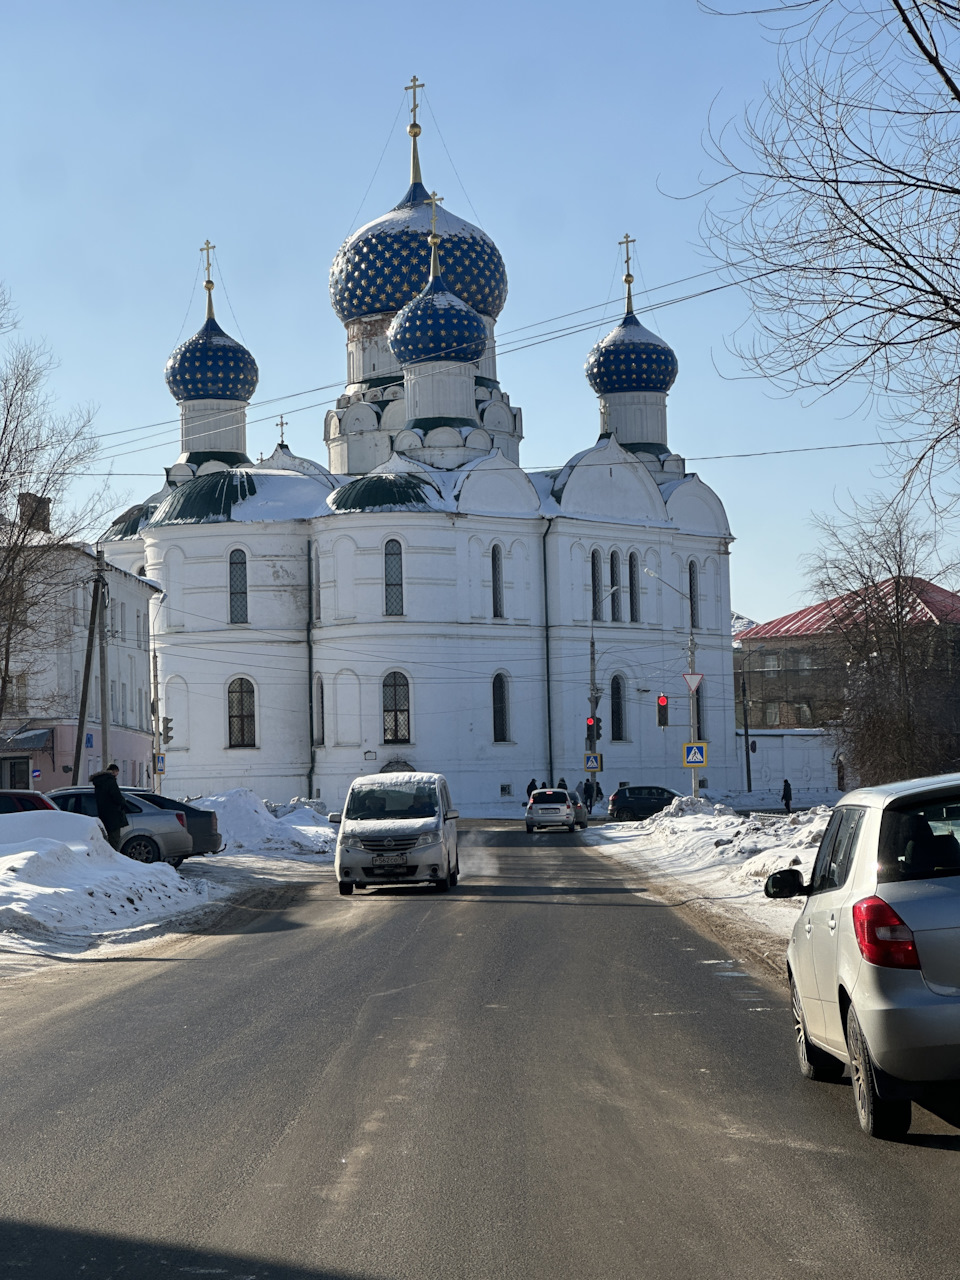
[152,648,162,795]
[687,632,699,799]
[71,557,105,784]
[740,661,753,792]
[587,630,601,794]
[97,550,110,769]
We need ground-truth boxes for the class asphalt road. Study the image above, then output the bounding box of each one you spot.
[1,823,960,1279]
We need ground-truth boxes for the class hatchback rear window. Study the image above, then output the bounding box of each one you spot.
[879,794,960,882]
[532,791,569,803]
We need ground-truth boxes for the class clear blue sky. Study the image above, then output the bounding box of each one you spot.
[1,0,886,623]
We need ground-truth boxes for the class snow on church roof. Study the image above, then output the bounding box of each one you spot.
[147,469,332,527]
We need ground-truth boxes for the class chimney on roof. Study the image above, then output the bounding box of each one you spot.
[17,492,51,533]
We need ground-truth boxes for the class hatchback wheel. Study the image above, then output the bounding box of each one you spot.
[121,835,160,863]
[792,980,844,1081]
[615,807,633,822]
[846,1006,911,1139]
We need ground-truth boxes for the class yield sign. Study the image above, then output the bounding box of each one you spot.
[682,673,704,693]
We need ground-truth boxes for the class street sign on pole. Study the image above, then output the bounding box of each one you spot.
[155,753,166,774]
[683,743,707,767]
[584,752,602,772]
[682,673,704,694]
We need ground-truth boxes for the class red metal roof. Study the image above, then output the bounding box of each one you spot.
[741,577,960,639]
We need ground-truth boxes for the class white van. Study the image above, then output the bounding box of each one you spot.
[330,772,459,896]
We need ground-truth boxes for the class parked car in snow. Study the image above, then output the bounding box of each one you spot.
[526,789,587,833]
[607,785,682,822]
[0,790,57,813]
[123,790,221,855]
[47,787,193,866]
[766,772,960,1138]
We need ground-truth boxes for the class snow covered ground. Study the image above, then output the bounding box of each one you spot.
[0,789,335,964]
[586,795,833,941]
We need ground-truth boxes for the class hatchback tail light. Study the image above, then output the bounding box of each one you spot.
[175,812,186,828]
[852,896,921,969]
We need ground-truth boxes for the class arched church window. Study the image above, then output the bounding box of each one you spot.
[628,553,641,623]
[688,560,700,630]
[229,550,248,624]
[383,671,410,743]
[610,552,622,622]
[385,540,404,616]
[227,677,256,747]
[591,550,603,622]
[492,544,505,619]
[492,673,509,742]
[611,675,625,741]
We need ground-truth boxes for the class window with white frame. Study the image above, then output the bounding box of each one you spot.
[492,544,505,619]
[611,675,625,740]
[591,550,603,621]
[688,561,700,629]
[229,550,248,624]
[383,671,410,742]
[228,678,256,747]
[628,553,640,623]
[385,540,404,616]
[610,552,622,622]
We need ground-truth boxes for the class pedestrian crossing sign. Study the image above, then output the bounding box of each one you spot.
[683,743,707,767]
[584,752,602,771]
[155,753,165,774]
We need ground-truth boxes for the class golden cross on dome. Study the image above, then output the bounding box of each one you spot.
[619,232,636,314]
[405,75,424,126]
[201,239,216,318]
[427,191,444,278]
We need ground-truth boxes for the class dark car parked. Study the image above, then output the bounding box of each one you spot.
[607,785,683,822]
[0,790,56,813]
[123,790,221,855]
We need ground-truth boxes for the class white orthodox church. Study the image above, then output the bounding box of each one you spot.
[102,90,738,812]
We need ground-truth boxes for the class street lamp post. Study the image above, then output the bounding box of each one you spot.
[644,567,701,797]
[738,644,766,793]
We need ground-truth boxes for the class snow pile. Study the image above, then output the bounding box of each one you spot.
[191,788,334,858]
[0,818,211,952]
[265,797,328,819]
[588,803,834,938]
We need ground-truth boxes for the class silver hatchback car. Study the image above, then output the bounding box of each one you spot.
[526,789,588,833]
[766,773,960,1138]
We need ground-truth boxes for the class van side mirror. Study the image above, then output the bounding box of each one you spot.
[328,812,342,824]
[446,810,459,820]
[764,867,807,899]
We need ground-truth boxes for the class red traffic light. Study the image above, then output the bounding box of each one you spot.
[656,694,669,727]
[657,696,668,708]
[587,716,596,726]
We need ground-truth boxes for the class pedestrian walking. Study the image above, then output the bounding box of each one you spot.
[91,764,130,850]
[526,777,538,799]
[557,777,568,791]
[583,777,595,814]
[781,778,793,814]
[575,780,585,804]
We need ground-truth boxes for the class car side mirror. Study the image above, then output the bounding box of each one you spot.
[446,810,459,820]
[328,812,342,824]
[764,867,807,899]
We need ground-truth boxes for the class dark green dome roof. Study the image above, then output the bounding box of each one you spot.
[147,470,258,527]
[328,473,440,513]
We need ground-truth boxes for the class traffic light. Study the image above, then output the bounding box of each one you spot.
[162,716,174,744]
[657,694,669,727]
[594,717,603,741]
[586,716,597,746]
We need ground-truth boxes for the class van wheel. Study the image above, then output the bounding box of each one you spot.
[338,882,353,896]
[435,861,451,892]
[450,860,459,888]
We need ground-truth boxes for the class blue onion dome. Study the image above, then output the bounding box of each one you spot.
[387,273,488,366]
[330,185,508,324]
[585,311,678,395]
[165,314,259,402]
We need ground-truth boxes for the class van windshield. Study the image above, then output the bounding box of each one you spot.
[879,793,960,882]
[345,783,439,821]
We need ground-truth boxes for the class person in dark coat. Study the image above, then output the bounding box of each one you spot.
[526,778,538,799]
[557,777,568,791]
[781,778,793,814]
[583,777,595,814]
[91,764,130,850]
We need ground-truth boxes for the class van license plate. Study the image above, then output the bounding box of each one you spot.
[372,853,407,866]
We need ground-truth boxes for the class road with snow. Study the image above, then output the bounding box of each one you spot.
[1,822,960,1279]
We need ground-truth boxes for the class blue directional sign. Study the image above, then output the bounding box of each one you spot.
[155,753,166,774]
[683,743,707,767]
[85,733,94,748]
[584,752,602,771]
